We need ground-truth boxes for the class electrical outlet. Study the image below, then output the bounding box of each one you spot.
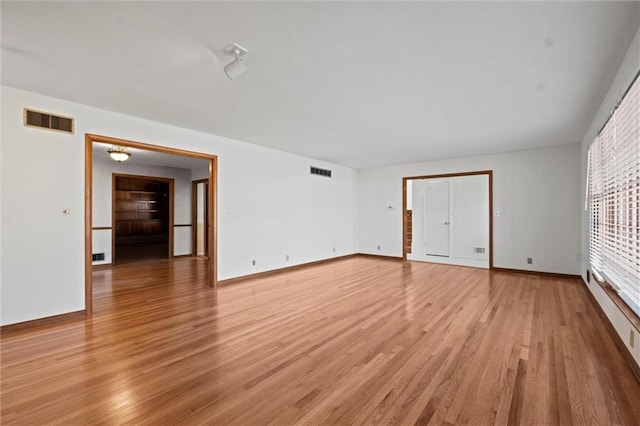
[333,247,336,253]
[527,257,533,264]
[252,260,256,266]
[377,245,381,251]
[286,254,289,261]
[631,330,635,348]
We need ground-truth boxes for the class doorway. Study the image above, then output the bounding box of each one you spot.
[85,133,218,316]
[192,179,209,258]
[113,174,174,264]
[403,170,493,268]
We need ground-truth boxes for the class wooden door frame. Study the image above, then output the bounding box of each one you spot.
[402,170,493,268]
[191,179,209,258]
[85,134,218,316]
[112,173,175,263]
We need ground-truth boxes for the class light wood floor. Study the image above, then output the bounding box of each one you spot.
[1,257,639,425]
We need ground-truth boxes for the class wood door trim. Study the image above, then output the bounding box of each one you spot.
[84,137,93,316]
[402,170,493,269]
[85,134,219,317]
[192,178,208,258]
[204,181,209,257]
[209,158,217,287]
[192,181,197,257]
[169,179,175,259]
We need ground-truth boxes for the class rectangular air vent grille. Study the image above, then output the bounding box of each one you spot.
[310,166,332,178]
[23,108,74,133]
[92,253,105,261]
[474,247,486,254]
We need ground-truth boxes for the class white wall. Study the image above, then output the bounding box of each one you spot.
[358,143,582,275]
[580,28,640,368]
[1,86,358,325]
[92,158,194,264]
[192,166,209,182]
[409,175,489,268]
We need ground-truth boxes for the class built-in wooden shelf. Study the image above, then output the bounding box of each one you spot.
[114,177,169,244]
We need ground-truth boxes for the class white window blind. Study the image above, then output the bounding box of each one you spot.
[588,72,640,317]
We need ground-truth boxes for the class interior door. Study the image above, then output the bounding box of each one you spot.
[424,181,450,257]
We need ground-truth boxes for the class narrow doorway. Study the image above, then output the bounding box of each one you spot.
[113,174,174,264]
[192,179,209,258]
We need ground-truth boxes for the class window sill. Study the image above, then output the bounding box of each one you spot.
[594,277,640,334]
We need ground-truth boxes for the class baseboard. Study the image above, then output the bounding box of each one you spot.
[218,254,359,286]
[580,281,640,382]
[172,254,193,258]
[357,253,404,261]
[491,267,581,280]
[405,258,488,270]
[92,263,113,270]
[1,310,86,335]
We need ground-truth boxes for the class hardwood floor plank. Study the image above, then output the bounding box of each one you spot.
[2,257,639,425]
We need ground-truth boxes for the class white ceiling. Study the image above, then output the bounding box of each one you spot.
[2,2,638,168]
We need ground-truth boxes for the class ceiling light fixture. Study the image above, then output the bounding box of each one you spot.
[224,43,248,80]
[108,145,131,162]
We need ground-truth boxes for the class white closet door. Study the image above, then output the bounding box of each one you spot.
[424,181,450,257]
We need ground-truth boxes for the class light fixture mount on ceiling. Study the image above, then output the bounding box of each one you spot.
[224,43,248,80]
[108,145,131,162]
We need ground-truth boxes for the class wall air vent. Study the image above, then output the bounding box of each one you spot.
[474,247,486,254]
[310,166,332,178]
[23,108,74,134]
[92,253,105,261]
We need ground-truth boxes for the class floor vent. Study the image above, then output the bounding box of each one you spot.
[92,253,105,261]
[23,108,74,133]
[310,166,332,178]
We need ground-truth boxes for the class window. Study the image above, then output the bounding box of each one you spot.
[588,72,640,317]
